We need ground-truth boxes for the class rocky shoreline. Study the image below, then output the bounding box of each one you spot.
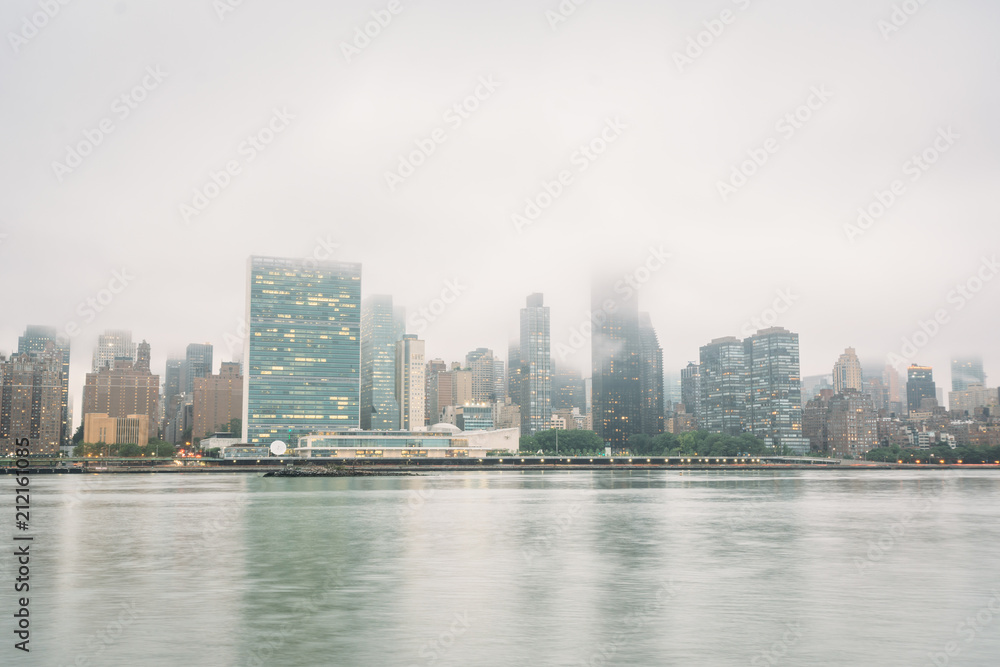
[263,466,417,477]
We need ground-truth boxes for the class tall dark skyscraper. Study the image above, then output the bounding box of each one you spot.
[164,359,183,400]
[16,325,70,446]
[361,294,403,430]
[591,278,640,451]
[519,294,551,435]
[637,312,664,436]
[907,365,936,412]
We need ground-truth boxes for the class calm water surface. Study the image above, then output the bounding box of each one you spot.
[5,469,1000,666]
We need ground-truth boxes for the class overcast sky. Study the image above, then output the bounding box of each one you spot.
[2,0,998,420]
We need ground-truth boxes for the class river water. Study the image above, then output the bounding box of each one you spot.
[5,469,1000,666]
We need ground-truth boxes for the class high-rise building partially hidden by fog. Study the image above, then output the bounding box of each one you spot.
[243,256,361,445]
[16,325,70,446]
[183,343,213,395]
[833,347,864,394]
[591,280,640,451]
[519,293,552,436]
[396,334,425,430]
[951,356,986,392]
[92,329,136,371]
[0,347,64,456]
[699,337,747,437]
[637,312,664,436]
[745,327,807,454]
[467,347,504,403]
[361,295,403,430]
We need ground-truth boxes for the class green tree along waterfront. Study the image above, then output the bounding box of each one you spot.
[518,430,773,457]
[73,440,176,458]
[865,444,1000,465]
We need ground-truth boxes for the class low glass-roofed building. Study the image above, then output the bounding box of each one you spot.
[295,425,519,458]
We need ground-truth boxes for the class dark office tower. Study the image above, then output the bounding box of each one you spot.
[591,278,640,451]
[163,358,184,440]
[637,312,664,436]
[17,325,71,446]
[699,337,747,437]
[361,295,401,430]
[680,362,701,424]
[507,341,524,406]
[164,359,183,401]
[744,327,808,454]
[183,343,213,395]
[906,365,936,412]
[951,356,986,391]
[135,340,151,372]
[552,362,585,412]
[519,294,552,436]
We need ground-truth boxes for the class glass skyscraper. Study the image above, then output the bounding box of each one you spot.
[744,327,807,454]
[360,295,403,430]
[699,337,747,437]
[519,293,552,436]
[950,356,985,392]
[243,256,362,446]
[637,312,664,436]
[591,280,640,451]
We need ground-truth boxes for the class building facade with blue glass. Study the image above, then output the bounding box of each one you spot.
[242,256,362,446]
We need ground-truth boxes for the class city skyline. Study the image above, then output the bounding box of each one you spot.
[3,1,998,431]
[1,269,996,428]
